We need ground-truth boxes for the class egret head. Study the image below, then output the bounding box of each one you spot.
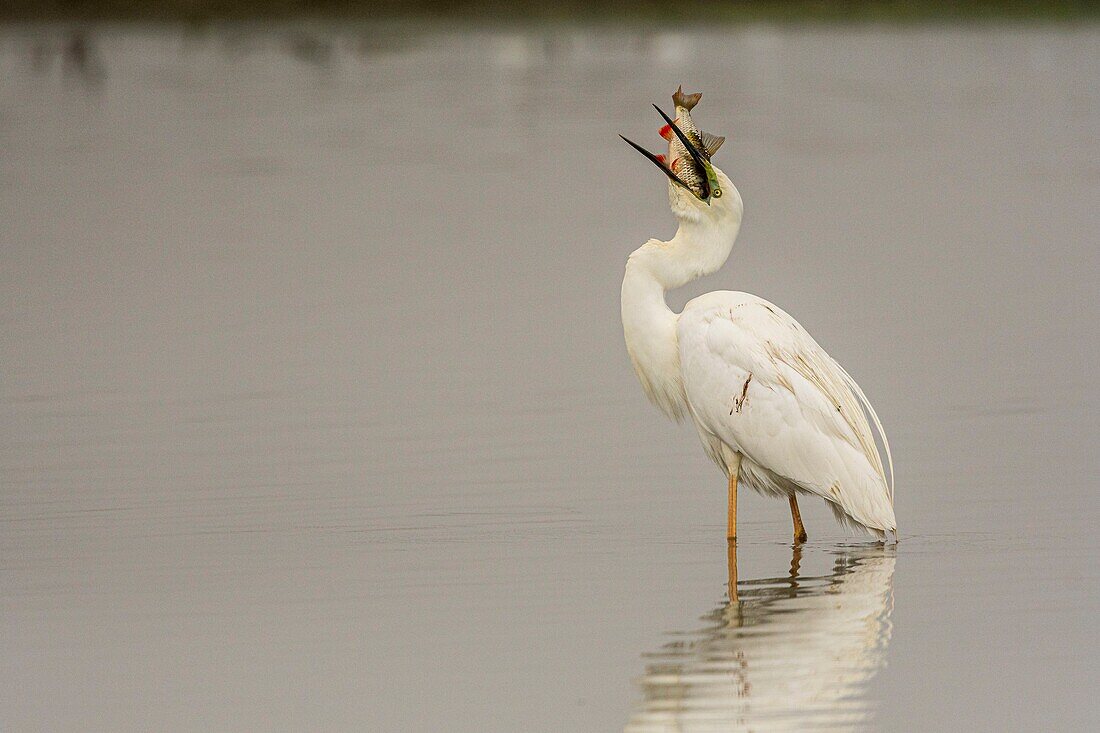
[665,164,740,224]
[620,98,739,224]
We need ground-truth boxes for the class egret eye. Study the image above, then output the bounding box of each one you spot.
[713,188,723,198]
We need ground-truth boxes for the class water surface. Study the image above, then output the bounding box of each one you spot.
[1,22,1098,731]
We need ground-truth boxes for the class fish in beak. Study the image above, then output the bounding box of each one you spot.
[666,86,725,161]
[620,87,725,204]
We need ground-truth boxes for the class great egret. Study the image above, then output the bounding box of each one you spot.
[620,90,895,542]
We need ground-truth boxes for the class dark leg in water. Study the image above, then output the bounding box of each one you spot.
[789,495,808,543]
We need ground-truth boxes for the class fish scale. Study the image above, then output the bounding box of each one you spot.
[660,86,726,197]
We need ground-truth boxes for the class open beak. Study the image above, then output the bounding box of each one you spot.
[620,104,713,203]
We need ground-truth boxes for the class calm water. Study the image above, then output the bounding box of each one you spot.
[2,22,1098,731]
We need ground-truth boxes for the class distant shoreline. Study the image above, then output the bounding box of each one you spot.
[4,1,1098,25]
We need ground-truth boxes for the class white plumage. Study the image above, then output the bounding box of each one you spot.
[622,162,895,539]
[679,291,895,534]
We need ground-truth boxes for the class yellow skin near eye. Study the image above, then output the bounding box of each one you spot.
[701,158,723,203]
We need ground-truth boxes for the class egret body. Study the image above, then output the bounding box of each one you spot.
[621,98,895,541]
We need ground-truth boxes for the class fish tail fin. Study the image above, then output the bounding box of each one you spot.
[673,85,701,111]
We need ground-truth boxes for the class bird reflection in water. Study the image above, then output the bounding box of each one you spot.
[626,543,896,732]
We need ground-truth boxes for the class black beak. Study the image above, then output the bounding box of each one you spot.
[620,104,711,201]
[618,134,696,194]
[652,104,709,174]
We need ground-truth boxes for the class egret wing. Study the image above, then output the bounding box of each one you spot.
[678,292,895,532]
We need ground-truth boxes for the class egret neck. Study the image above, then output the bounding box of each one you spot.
[621,179,744,421]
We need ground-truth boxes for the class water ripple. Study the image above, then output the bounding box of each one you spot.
[626,545,896,732]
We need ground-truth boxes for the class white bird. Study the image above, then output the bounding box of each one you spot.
[620,91,895,542]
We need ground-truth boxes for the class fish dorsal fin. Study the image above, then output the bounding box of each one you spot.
[701,131,725,157]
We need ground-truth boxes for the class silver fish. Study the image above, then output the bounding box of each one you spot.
[660,86,725,194]
[619,88,726,202]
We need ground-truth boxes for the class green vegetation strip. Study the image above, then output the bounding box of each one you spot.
[4,1,1099,24]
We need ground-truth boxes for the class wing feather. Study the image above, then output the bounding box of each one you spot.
[763,339,894,504]
[834,359,894,503]
[678,292,896,532]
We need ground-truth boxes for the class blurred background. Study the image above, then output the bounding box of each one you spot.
[2,2,1098,732]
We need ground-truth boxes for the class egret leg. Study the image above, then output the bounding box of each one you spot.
[789,495,808,543]
[727,453,741,542]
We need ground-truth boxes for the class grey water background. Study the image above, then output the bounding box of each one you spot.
[2,21,1098,731]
